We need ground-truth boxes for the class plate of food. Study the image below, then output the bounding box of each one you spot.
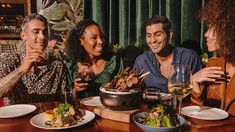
[181,105,229,120]
[0,104,36,118]
[133,105,185,132]
[30,103,95,129]
[80,96,103,106]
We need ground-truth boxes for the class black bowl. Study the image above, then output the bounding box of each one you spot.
[99,87,143,111]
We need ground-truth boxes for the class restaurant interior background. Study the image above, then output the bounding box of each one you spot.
[0,0,209,64]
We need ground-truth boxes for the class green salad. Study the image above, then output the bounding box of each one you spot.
[142,105,179,127]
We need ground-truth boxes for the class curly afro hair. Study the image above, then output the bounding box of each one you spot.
[198,0,235,61]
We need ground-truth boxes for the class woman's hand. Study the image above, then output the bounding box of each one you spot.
[73,78,88,92]
[192,66,225,83]
[192,66,225,93]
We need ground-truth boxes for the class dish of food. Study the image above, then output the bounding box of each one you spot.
[30,103,95,129]
[0,104,36,118]
[133,105,185,132]
[181,105,229,120]
[101,67,150,92]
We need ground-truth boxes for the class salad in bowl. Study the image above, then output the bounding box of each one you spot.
[133,104,185,132]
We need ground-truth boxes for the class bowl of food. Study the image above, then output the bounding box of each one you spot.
[100,67,150,110]
[133,104,185,132]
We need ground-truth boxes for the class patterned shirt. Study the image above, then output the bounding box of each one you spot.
[0,41,67,105]
[134,47,203,92]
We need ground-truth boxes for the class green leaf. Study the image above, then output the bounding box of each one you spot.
[162,115,172,127]
[44,3,68,21]
[51,21,71,31]
[67,0,83,11]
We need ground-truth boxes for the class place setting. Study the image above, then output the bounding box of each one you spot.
[0,104,36,118]
[30,89,96,130]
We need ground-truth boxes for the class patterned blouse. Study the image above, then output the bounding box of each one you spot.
[0,41,67,105]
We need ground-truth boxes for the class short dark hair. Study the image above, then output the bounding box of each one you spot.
[21,13,48,31]
[146,15,172,34]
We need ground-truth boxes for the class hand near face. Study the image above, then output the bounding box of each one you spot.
[19,48,47,73]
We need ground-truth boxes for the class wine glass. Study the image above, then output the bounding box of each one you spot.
[78,63,94,97]
[168,64,192,115]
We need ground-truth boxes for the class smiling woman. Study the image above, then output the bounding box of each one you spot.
[65,19,124,99]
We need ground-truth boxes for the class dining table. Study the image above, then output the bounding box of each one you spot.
[0,101,235,132]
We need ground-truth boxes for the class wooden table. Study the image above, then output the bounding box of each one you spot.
[0,101,235,132]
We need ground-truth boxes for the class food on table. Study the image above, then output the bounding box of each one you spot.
[137,104,179,127]
[44,103,85,127]
[101,67,150,91]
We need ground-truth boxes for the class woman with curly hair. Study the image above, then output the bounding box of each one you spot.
[65,19,123,98]
[192,0,235,116]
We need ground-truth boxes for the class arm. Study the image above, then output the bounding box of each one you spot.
[191,66,225,105]
[192,66,224,93]
[0,68,24,97]
[0,48,47,98]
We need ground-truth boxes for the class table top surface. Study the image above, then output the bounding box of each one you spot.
[0,101,235,132]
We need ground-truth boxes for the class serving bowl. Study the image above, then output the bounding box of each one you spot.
[99,87,143,110]
[133,112,185,132]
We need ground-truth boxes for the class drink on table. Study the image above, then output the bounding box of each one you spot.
[143,88,161,109]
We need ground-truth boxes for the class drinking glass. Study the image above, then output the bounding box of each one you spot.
[78,63,94,97]
[64,88,80,108]
[159,93,177,109]
[168,64,192,115]
[143,88,161,109]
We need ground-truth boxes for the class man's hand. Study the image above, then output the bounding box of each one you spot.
[19,49,47,74]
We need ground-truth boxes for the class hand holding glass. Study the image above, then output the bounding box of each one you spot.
[77,63,94,97]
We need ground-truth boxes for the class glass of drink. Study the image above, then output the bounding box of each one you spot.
[143,88,161,109]
[159,93,177,109]
[78,63,94,97]
[168,64,192,115]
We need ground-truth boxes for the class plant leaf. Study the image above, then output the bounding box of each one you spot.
[43,3,68,21]
[51,21,71,31]
[67,0,83,11]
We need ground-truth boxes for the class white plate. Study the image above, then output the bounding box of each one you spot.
[30,110,95,129]
[181,105,229,120]
[80,96,103,106]
[0,104,36,118]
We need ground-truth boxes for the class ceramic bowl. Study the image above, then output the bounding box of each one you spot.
[99,87,143,110]
[133,112,185,132]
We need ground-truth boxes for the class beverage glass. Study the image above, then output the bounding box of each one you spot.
[78,63,94,97]
[159,93,177,109]
[64,88,79,108]
[168,64,192,115]
[143,88,161,109]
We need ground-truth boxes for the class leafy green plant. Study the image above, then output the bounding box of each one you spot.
[37,0,83,32]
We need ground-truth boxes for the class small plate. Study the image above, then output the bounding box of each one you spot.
[0,104,36,118]
[133,112,185,132]
[80,96,102,106]
[30,110,95,129]
[181,105,229,120]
